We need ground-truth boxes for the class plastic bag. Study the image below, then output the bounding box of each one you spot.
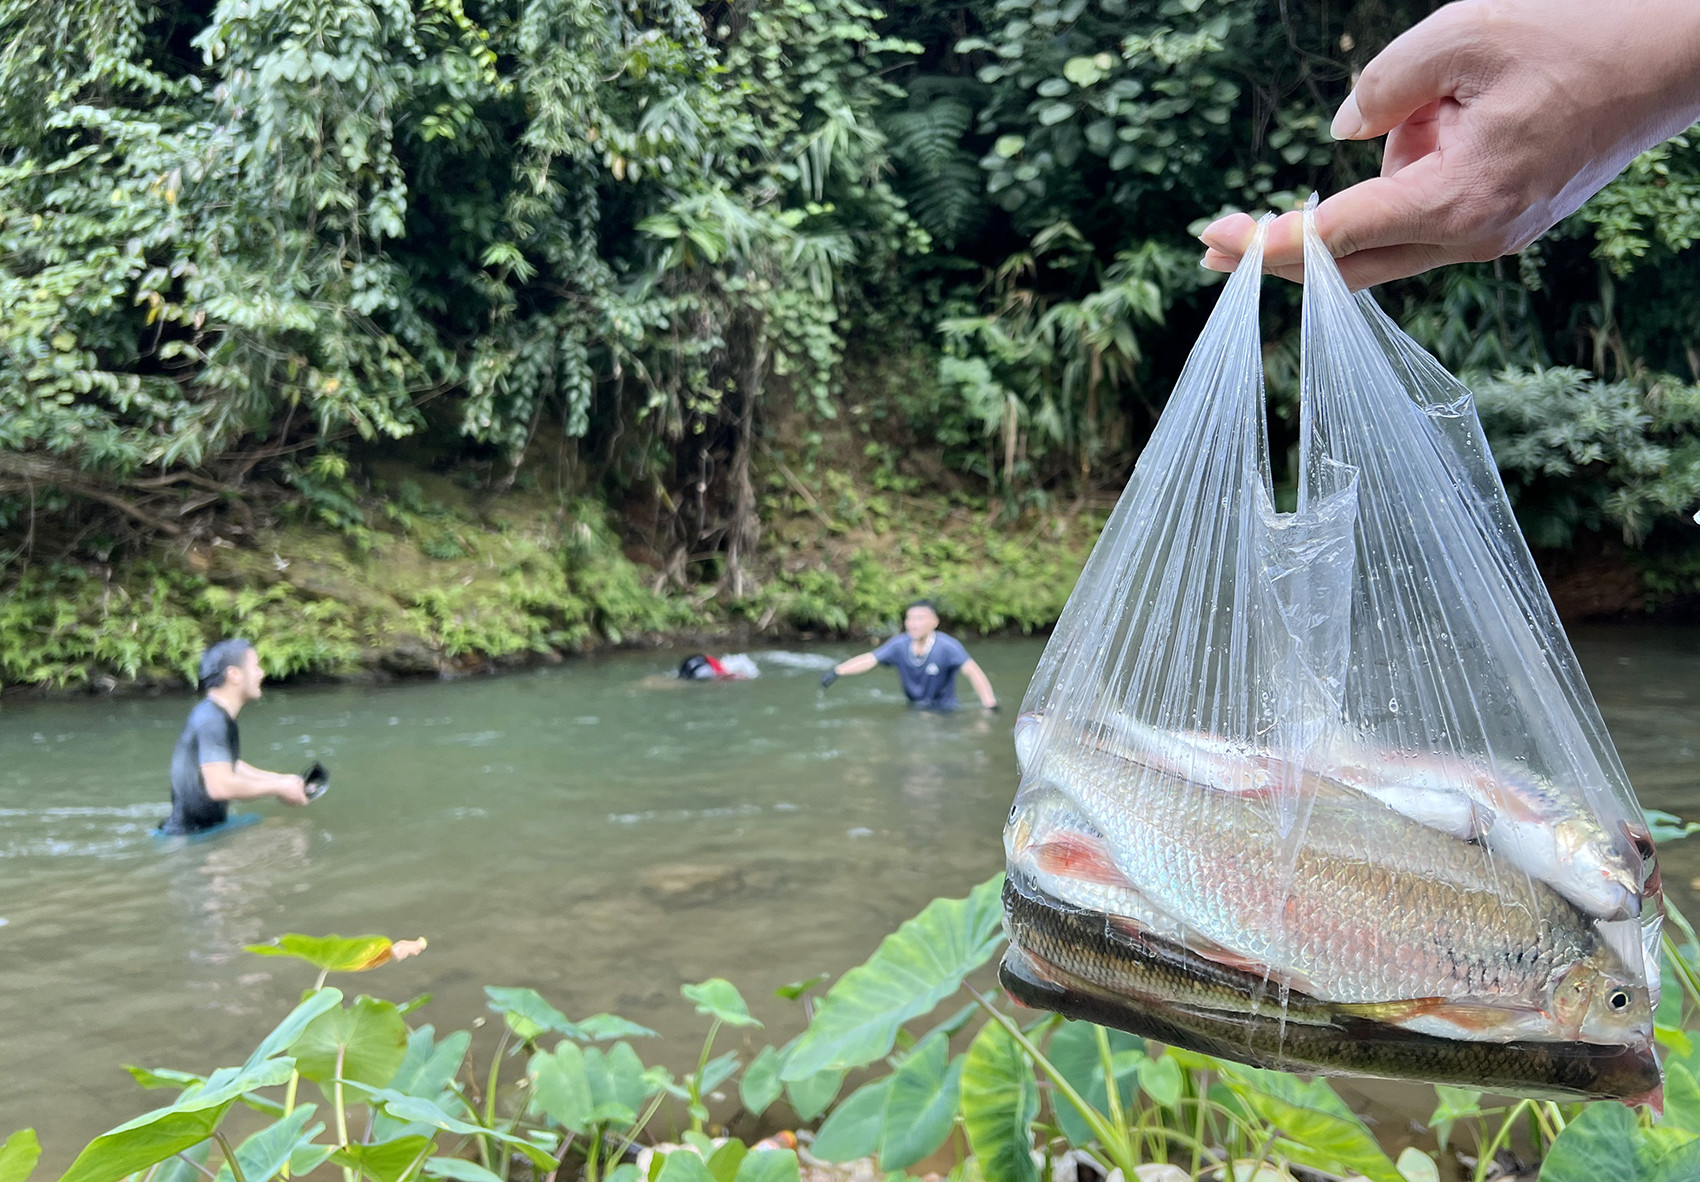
[1001,203,1662,1104]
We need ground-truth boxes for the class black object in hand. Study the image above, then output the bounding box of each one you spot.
[303,761,330,802]
[820,669,839,689]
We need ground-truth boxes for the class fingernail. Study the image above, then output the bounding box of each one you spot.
[1330,93,1363,140]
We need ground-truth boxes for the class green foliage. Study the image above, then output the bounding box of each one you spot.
[16,878,1700,1182]
[960,1020,1040,1182]
[781,874,1005,1078]
[1471,367,1700,549]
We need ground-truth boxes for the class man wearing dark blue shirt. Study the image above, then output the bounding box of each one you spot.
[820,601,998,710]
[159,639,310,834]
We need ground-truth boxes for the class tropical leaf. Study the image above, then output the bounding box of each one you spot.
[782,876,1005,1078]
[484,986,583,1042]
[0,1130,40,1182]
[290,995,408,1089]
[1218,1065,1401,1182]
[960,1020,1038,1182]
[879,1032,964,1171]
[810,1079,891,1163]
[58,1061,294,1182]
[682,979,761,1028]
[245,935,420,973]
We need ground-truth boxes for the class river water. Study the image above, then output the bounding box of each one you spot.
[3,629,1698,1164]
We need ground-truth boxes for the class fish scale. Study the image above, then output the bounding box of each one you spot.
[1036,738,1603,1010]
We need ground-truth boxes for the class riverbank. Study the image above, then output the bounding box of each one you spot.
[0,450,1109,696]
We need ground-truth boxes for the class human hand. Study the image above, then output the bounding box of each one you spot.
[820,669,839,689]
[1200,0,1700,290]
[279,774,309,807]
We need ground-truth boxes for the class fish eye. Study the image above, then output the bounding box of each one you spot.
[1609,989,1632,1011]
[1008,802,1019,821]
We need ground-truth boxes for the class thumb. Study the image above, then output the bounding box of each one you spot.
[1332,3,1484,140]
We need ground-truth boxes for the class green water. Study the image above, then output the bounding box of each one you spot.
[3,629,1699,1162]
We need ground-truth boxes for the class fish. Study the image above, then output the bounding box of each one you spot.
[1011,727,1653,1048]
[1320,741,1644,923]
[1014,712,1646,922]
[1000,874,1664,1106]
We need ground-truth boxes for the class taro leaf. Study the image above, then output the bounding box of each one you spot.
[960,1019,1038,1182]
[484,986,583,1042]
[346,1086,554,1170]
[576,1013,659,1041]
[1426,1086,1482,1153]
[60,1112,230,1182]
[1219,1065,1401,1182]
[1137,1053,1183,1108]
[289,1142,337,1177]
[810,1078,892,1163]
[1664,1062,1700,1136]
[59,1060,295,1182]
[373,1027,474,1141]
[655,1150,716,1182]
[150,1141,209,1182]
[246,935,401,972]
[246,988,344,1070]
[1542,1102,1688,1182]
[879,1033,964,1171]
[700,1051,742,1096]
[213,1104,320,1182]
[782,1063,844,1123]
[705,1139,747,1182]
[332,1136,434,1182]
[774,974,830,1001]
[782,875,1004,1079]
[1044,1021,1141,1147]
[1395,1147,1439,1182]
[0,1130,40,1182]
[529,1043,596,1132]
[291,995,407,1088]
[682,979,761,1028]
[591,1042,654,1114]
[1636,1128,1700,1182]
[123,1066,205,1092]
[733,1150,798,1182]
[740,1046,784,1116]
[390,1027,472,1100]
[424,1159,507,1182]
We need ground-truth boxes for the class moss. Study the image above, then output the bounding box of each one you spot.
[0,435,1099,694]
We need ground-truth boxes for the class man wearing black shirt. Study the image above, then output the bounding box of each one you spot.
[160,639,310,835]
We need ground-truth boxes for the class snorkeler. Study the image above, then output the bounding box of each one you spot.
[677,653,759,681]
[158,639,310,836]
[819,600,997,710]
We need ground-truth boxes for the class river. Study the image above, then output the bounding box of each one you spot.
[2,629,1698,1165]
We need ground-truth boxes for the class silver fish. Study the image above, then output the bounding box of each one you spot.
[1014,725,1653,1048]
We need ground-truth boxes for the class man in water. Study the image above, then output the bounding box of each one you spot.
[677,653,758,681]
[159,639,309,835]
[820,600,998,710]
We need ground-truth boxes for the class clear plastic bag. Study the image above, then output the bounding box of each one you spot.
[1001,203,1663,1103]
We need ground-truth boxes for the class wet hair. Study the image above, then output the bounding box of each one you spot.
[904,599,939,616]
[678,654,715,680]
[198,638,255,692]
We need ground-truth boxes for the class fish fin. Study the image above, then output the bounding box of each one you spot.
[1031,834,1136,888]
[1330,997,1451,1023]
[1333,998,1541,1033]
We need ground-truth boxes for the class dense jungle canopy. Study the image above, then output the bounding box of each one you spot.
[3,0,1700,670]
